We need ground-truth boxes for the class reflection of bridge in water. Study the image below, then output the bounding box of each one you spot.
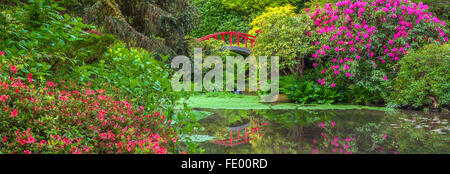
[199,32,261,146]
[213,119,264,146]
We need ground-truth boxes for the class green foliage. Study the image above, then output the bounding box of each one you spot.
[68,43,204,153]
[221,0,306,14]
[388,44,450,109]
[304,0,339,10]
[248,4,297,35]
[186,36,236,58]
[306,0,447,107]
[0,63,182,154]
[186,36,248,92]
[280,74,345,104]
[0,0,115,81]
[279,68,386,105]
[71,43,188,119]
[189,0,249,38]
[348,85,385,105]
[253,13,314,75]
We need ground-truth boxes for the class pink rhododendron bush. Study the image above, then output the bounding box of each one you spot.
[308,0,448,88]
[0,61,180,154]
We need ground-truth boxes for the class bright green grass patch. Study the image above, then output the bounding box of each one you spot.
[186,95,387,111]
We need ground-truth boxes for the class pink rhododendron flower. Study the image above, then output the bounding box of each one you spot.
[334,70,340,75]
[306,0,447,89]
[344,144,349,150]
[318,123,325,128]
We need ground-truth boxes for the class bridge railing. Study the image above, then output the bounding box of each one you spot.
[198,31,256,50]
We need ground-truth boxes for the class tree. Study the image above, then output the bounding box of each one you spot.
[73,0,198,56]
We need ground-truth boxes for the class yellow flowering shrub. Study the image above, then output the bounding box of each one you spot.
[249,4,296,35]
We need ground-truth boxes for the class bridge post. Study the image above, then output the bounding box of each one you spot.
[230,130,233,144]
[245,37,248,48]
[229,32,232,46]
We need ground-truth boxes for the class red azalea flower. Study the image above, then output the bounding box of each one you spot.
[10,65,17,74]
[11,109,18,117]
[27,73,33,83]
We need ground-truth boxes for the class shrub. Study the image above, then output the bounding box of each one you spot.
[305,0,340,11]
[69,43,197,132]
[252,11,315,76]
[221,0,306,15]
[249,4,297,35]
[280,74,345,104]
[388,44,450,109]
[308,0,448,90]
[0,0,114,81]
[0,62,183,154]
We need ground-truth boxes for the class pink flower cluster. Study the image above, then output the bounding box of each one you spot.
[308,0,448,87]
[0,62,181,154]
[313,120,399,154]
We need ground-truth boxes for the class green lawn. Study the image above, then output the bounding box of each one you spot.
[184,95,388,111]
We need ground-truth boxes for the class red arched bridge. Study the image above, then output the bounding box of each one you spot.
[198,31,256,56]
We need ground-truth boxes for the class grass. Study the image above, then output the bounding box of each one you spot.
[184,94,388,111]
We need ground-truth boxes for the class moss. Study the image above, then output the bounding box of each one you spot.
[186,95,387,111]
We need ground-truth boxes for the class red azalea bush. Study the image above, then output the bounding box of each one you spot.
[308,0,448,88]
[0,61,180,154]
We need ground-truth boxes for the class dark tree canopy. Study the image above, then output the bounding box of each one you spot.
[74,0,198,56]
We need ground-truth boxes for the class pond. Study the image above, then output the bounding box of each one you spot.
[192,109,449,154]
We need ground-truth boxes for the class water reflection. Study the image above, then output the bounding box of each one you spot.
[195,109,449,154]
